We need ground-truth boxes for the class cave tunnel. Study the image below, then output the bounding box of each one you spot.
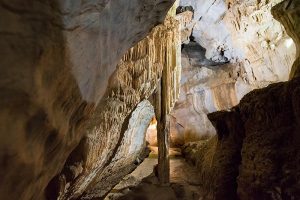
[0,0,300,200]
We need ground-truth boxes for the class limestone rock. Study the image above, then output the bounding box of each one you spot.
[81,100,154,199]
[171,42,253,143]
[236,78,300,200]
[272,0,300,78]
[224,0,296,83]
[146,118,158,147]
[179,0,296,81]
[0,0,176,199]
[175,11,195,44]
[183,76,300,199]
[145,116,185,148]
[52,16,181,199]
[182,1,300,197]
[170,0,297,144]
[182,108,244,199]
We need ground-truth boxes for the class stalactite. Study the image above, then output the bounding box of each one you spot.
[59,11,182,199]
[117,16,181,114]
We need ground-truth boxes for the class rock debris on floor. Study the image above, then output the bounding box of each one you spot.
[105,148,207,200]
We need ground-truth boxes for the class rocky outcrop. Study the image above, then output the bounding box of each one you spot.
[0,0,176,199]
[236,78,300,199]
[182,1,300,199]
[183,76,300,199]
[179,0,240,62]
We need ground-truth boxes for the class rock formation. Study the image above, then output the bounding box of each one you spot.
[49,14,181,199]
[0,0,178,199]
[80,100,154,199]
[0,0,299,199]
[183,76,300,200]
[272,0,300,79]
[182,0,300,199]
[171,43,244,142]
[179,0,296,75]
[175,11,194,44]
[224,0,296,82]
[170,0,297,144]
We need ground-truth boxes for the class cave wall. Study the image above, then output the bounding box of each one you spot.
[179,0,296,80]
[170,0,297,143]
[172,42,248,142]
[272,0,300,79]
[182,0,300,199]
[224,0,296,83]
[81,100,155,199]
[0,0,177,199]
[55,15,181,199]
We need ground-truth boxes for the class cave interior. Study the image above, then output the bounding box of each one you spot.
[0,0,300,200]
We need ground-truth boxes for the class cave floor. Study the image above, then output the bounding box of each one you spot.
[105,148,206,200]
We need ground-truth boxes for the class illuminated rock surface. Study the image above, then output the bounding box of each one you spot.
[170,0,297,144]
[0,0,299,199]
[182,1,300,199]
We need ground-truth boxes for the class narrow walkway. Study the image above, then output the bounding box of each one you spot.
[105,148,205,200]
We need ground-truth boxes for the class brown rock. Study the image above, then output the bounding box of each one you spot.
[0,0,176,199]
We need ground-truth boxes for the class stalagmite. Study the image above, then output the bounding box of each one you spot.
[54,6,182,198]
[152,2,181,184]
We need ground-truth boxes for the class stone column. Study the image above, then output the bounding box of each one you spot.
[155,74,170,184]
[152,1,181,184]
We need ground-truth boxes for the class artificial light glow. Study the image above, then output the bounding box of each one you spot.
[285,38,294,48]
[148,123,157,130]
[148,117,157,130]
[146,117,158,147]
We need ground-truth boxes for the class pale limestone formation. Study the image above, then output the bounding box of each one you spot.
[151,4,182,183]
[182,1,300,199]
[176,11,195,44]
[272,0,300,78]
[224,0,296,83]
[81,100,154,199]
[180,0,243,62]
[53,16,181,199]
[171,43,247,142]
[179,0,296,81]
[0,0,176,199]
[170,0,297,144]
